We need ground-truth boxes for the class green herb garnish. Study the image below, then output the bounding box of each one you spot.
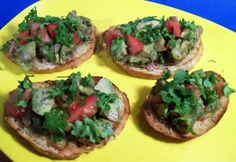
[153,69,234,134]
[43,109,67,143]
[71,118,113,143]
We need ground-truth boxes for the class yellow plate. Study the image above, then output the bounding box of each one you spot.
[0,0,236,162]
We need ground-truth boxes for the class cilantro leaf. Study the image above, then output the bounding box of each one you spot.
[55,20,73,47]
[173,69,188,85]
[42,45,55,62]
[161,68,171,80]
[49,80,65,98]
[68,79,78,99]
[0,41,10,53]
[24,7,40,23]
[43,109,67,133]
[71,118,113,143]
[16,76,32,108]
[80,74,94,87]
[43,109,67,143]
[179,19,197,30]
[18,75,32,89]
[169,39,176,49]
[111,37,126,54]
[223,83,235,97]
[44,15,60,23]
[16,100,27,107]
[96,92,119,113]
[65,10,81,32]
[18,21,28,32]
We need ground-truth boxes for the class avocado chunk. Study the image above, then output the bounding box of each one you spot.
[31,87,55,116]
[15,41,36,63]
[104,98,122,122]
[94,78,122,121]
[94,78,114,94]
[60,45,72,64]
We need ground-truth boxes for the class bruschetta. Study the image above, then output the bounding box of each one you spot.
[143,69,234,139]
[1,8,97,73]
[103,16,203,79]
[4,72,130,159]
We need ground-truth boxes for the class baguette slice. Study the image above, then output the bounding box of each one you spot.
[2,9,97,73]
[4,77,130,159]
[143,71,230,139]
[103,17,203,79]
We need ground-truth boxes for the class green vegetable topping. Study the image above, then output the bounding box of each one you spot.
[14,72,121,144]
[152,69,234,134]
[223,83,235,97]
[0,7,93,70]
[110,16,201,68]
[43,109,67,143]
[71,118,113,143]
[179,19,197,31]
[96,92,119,114]
[16,75,32,108]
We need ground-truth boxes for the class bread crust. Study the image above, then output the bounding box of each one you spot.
[103,27,203,79]
[143,71,229,140]
[6,26,97,73]
[4,77,130,159]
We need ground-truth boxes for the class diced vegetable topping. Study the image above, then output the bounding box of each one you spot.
[104,29,124,45]
[94,78,113,94]
[32,87,55,116]
[0,7,93,70]
[107,16,201,68]
[151,69,234,134]
[126,35,144,55]
[67,95,97,122]
[7,72,123,144]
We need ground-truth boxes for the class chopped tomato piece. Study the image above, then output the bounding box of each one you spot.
[17,31,30,45]
[165,17,181,37]
[5,91,29,118]
[127,35,144,55]
[39,28,52,44]
[73,32,81,45]
[67,95,97,122]
[20,39,27,45]
[47,23,58,38]
[6,105,27,118]
[104,29,124,45]
[17,31,29,38]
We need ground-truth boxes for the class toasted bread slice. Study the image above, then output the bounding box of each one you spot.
[103,17,203,79]
[2,9,97,73]
[4,77,130,159]
[143,71,231,139]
